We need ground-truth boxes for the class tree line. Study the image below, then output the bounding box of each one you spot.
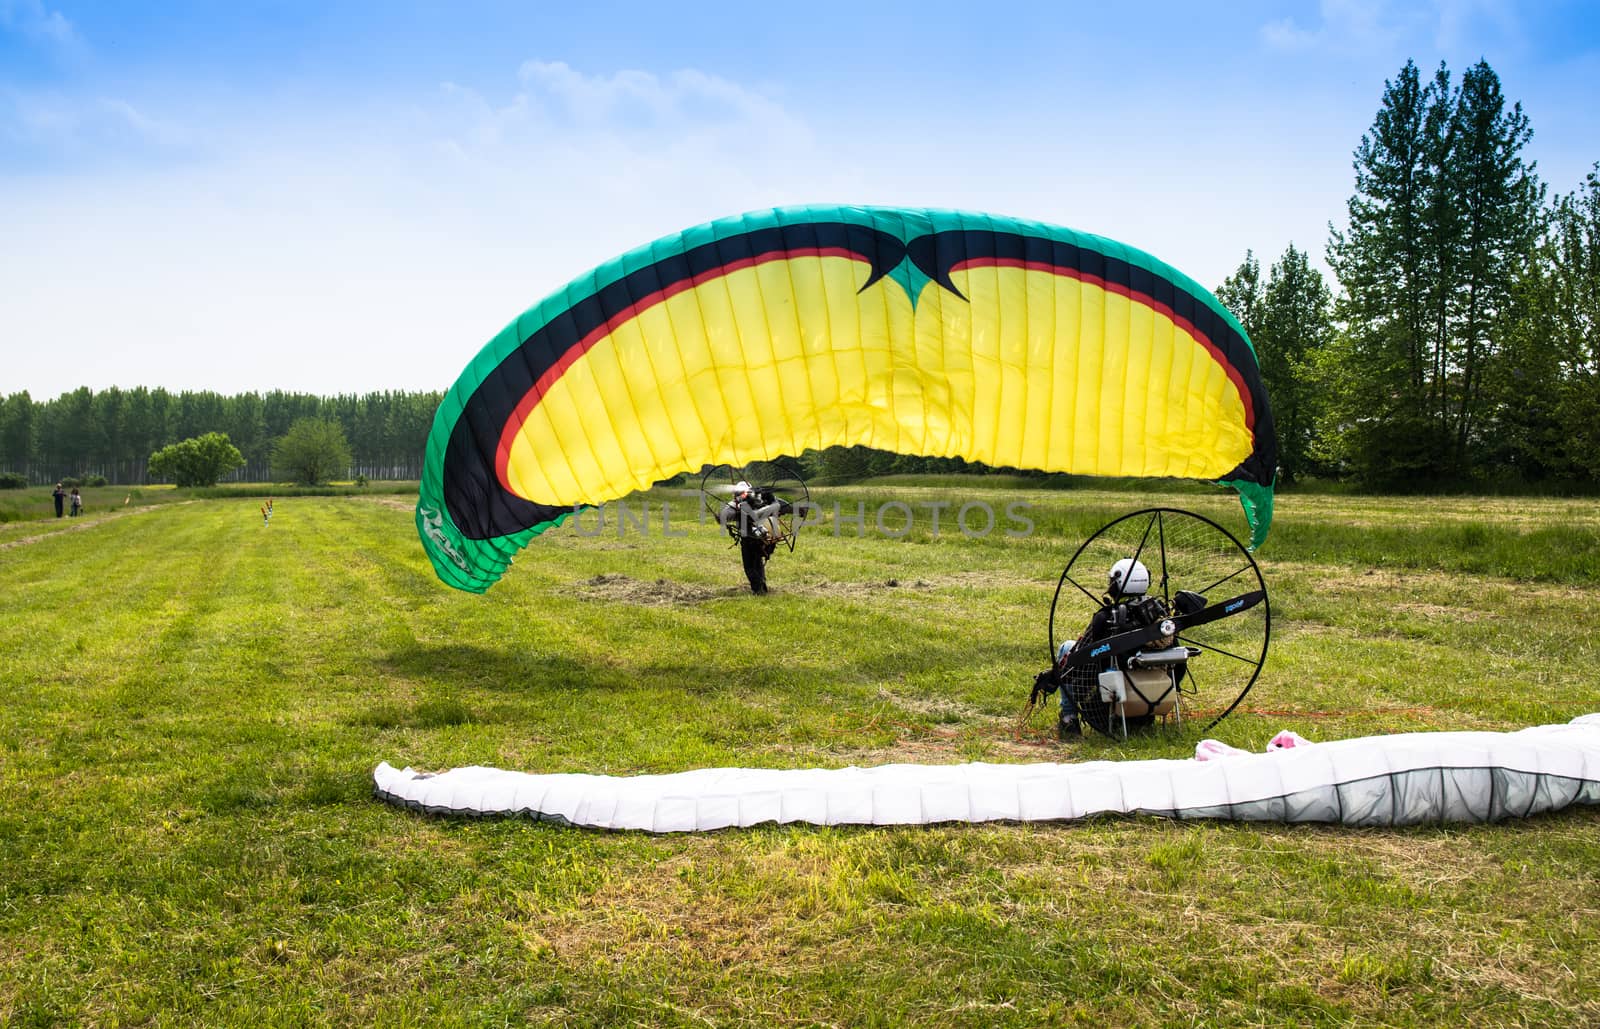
[0,388,441,485]
[5,60,1595,493]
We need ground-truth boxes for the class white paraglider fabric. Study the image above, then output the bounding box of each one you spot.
[373,715,1600,832]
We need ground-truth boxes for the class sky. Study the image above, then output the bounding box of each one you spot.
[3,0,1598,401]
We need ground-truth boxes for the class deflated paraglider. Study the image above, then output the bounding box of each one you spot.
[417,206,1277,592]
[374,715,1600,830]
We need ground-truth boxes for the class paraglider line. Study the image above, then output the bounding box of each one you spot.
[1157,510,1170,604]
[1194,564,1253,598]
[1176,635,1259,667]
[1111,513,1158,602]
[1063,573,1100,607]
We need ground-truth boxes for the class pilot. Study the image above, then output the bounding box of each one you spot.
[1048,558,1155,737]
[718,480,777,595]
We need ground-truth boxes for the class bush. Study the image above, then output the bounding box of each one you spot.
[0,472,26,490]
[272,418,352,486]
[84,474,108,488]
[149,432,245,488]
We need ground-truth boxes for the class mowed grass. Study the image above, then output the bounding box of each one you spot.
[2,485,1598,1026]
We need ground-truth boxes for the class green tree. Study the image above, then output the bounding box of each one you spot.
[174,390,227,443]
[1327,59,1543,486]
[1486,164,1600,483]
[148,432,245,487]
[1549,166,1600,481]
[1256,245,1335,485]
[223,392,268,480]
[91,387,130,483]
[54,386,98,478]
[272,417,352,485]
[0,392,36,479]
[1326,60,1450,486]
[1214,250,1264,340]
[1443,61,1545,470]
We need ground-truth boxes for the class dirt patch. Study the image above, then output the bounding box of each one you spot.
[873,686,989,722]
[359,496,417,512]
[1270,561,1597,603]
[841,730,1056,764]
[1394,602,1490,621]
[0,502,182,550]
[573,571,1025,607]
[784,577,940,599]
[576,573,746,606]
[777,570,1033,600]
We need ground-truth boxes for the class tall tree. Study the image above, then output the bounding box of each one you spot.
[1215,250,1265,340]
[1327,59,1542,486]
[1256,245,1335,485]
[91,387,128,482]
[54,387,99,477]
[0,392,36,478]
[1488,164,1600,483]
[223,392,268,479]
[1442,61,1544,469]
[1327,60,1448,486]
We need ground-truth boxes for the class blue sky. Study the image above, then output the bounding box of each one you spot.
[3,1,1598,399]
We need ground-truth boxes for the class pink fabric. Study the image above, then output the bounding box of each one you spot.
[1195,739,1249,761]
[1196,730,1314,761]
[1268,730,1312,751]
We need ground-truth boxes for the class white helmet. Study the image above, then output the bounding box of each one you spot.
[1108,558,1150,596]
[732,480,752,497]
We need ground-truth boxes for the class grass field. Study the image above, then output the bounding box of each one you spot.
[2,482,1598,1026]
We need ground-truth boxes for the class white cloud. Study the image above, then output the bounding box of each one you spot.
[407,60,845,262]
[0,60,865,399]
[1260,0,1524,57]
[95,97,188,146]
[0,89,189,153]
[1259,17,1320,52]
[431,60,816,168]
[1429,0,1521,52]
[1260,0,1405,54]
[0,0,80,51]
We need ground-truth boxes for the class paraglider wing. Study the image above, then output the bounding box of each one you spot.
[375,715,1600,829]
[417,207,1276,592]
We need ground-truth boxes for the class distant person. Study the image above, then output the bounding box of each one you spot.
[69,488,83,517]
[52,482,65,518]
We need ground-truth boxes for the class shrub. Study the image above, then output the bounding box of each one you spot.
[149,433,245,488]
[272,418,352,486]
[0,472,26,490]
